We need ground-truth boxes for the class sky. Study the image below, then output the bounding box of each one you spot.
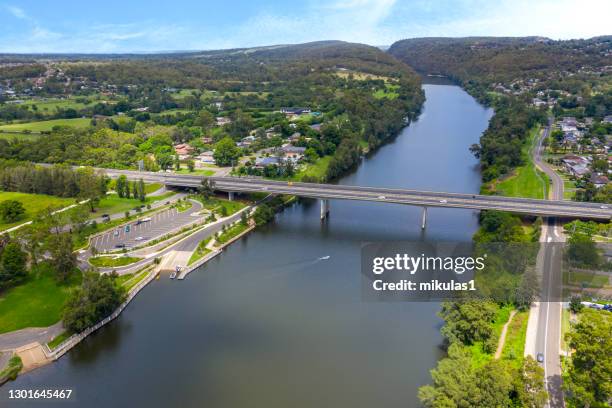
[0,0,610,53]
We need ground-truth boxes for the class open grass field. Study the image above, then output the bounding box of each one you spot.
[467,304,514,368]
[0,191,75,231]
[0,264,81,334]
[335,70,392,82]
[0,118,92,133]
[494,127,549,199]
[47,331,70,350]
[500,310,529,367]
[215,222,249,245]
[194,195,246,215]
[373,84,400,100]
[188,238,212,265]
[175,168,215,176]
[295,156,331,181]
[564,269,609,288]
[93,192,174,217]
[89,256,142,268]
[20,97,96,112]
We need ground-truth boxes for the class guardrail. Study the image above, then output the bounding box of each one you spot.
[44,268,158,360]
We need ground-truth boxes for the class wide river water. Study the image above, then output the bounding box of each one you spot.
[8,83,493,407]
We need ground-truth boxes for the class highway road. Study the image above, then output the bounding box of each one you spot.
[533,120,565,408]
[101,169,612,220]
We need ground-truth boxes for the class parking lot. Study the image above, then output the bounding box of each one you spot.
[91,199,204,251]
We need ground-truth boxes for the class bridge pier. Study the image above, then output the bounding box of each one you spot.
[320,199,330,221]
[421,207,428,229]
[228,191,235,201]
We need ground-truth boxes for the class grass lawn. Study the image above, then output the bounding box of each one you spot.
[295,156,332,181]
[215,222,249,245]
[144,183,163,194]
[373,84,400,100]
[467,304,514,368]
[193,195,246,215]
[564,270,609,288]
[500,311,529,367]
[175,168,215,176]
[561,308,571,352]
[20,97,95,112]
[0,191,75,231]
[188,238,212,265]
[0,118,92,133]
[122,270,150,291]
[0,264,81,334]
[174,200,193,212]
[495,127,548,199]
[93,192,174,217]
[47,331,70,350]
[89,256,142,268]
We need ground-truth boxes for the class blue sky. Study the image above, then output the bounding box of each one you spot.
[1,0,610,53]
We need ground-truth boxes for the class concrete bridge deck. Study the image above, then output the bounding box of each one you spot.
[102,169,611,220]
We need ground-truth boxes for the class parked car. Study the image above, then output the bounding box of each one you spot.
[536,353,544,363]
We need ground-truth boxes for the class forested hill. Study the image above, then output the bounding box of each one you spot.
[1,41,420,88]
[0,41,424,182]
[388,36,611,90]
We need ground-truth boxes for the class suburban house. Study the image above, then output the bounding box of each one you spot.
[280,107,311,115]
[254,156,281,168]
[196,151,215,165]
[174,143,194,160]
[216,116,232,126]
[288,132,302,142]
[561,154,591,177]
[560,117,578,133]
[310,123,322,132]
[590,173,610,188]
[282,145,306,161]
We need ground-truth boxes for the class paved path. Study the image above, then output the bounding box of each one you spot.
[0,322,63,352]
[494,310,517,359]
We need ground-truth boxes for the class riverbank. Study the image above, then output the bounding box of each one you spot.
[5,84,488,408]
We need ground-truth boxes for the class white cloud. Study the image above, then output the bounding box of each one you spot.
[0,0,610,53]
[5,5,27,20]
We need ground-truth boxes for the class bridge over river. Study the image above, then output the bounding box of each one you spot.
[102,169,612,225]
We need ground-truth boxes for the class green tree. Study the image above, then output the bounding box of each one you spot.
[564,309,611,407]
[439,300,498,345]
[156,151,174,171]
[516,356,548,408]
[138,178,146,202]
[76,167,104,212]
[116,175,128,198]
[196,110,214,129]
[199,178,215,200]
[0,242,27,288]
[62,273,126,333]
[566,232,600,268]
[47,232,77,282]
[569,295,584,313]
[213,137,240,166]
[0,200,25,223]
[187,160,195,172]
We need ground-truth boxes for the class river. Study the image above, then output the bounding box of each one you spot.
[6,83,492,407]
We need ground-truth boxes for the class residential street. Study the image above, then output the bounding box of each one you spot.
[532,120,566,408]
